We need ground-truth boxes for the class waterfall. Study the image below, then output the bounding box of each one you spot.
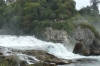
[0,35,100,65]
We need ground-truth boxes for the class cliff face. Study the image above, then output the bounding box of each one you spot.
[73,25,100,55]
[45,27,69,43]
[75,26,95,46]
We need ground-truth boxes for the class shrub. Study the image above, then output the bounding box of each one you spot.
[52,20,75,35]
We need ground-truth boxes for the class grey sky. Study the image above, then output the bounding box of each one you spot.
[74,0,90,10]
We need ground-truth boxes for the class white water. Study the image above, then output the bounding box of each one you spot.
[0,35,100,64]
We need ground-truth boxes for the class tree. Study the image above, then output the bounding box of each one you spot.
[51,0,58,11]
[23,3,41,21]
[79,6,91,15]
[90,0,100,14]
[0,0,6,28]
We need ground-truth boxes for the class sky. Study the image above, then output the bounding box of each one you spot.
[74,0,100,10]
[74,0,90,10]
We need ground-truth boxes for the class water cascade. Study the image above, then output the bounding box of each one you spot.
[0,35,100,65]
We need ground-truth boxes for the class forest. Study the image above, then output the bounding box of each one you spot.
[0,0,100,39]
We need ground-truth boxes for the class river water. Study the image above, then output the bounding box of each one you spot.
[0,35,100,65]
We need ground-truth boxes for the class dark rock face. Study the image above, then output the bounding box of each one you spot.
[73,42,83,55]
[73,42,91,55]
[73,26,100,55]
[90,39,100,55]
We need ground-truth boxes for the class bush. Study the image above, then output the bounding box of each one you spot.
[52,20,75,35]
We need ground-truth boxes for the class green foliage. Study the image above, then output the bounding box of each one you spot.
[23,2,41,20]
[52,20,75,35]
[0,56,17,66]
[90,0,100,14]
[0,0,6,28]
[77,4,100,33]
[0,0,77,38]
[22,20,51,39]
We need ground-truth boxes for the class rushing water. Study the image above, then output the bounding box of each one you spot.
[0,35,100,66]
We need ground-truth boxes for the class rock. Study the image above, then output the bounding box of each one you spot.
[73,42,83,55]
[73,25,100,55]
[0,46,71,65]
[45,27,72,51]
[20,60,27,66]
[45,27,69,43]
[75,26,95,46]
[0,52,3,55]
[0,46,13,55]
[22,50,71,65]
[90,39,100,55]
[33,62,57,66]
[0,56,17,66]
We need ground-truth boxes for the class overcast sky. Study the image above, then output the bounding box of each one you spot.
[74,0,100,10]
[74,0,90,10]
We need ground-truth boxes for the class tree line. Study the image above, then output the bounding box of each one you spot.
[0,0,100,39]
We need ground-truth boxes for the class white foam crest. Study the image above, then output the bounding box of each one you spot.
[0,35,65,51]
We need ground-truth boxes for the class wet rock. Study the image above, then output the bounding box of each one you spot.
[22,50,71,65]
[20,60,27,66]
[32,62,57,66]
[0,46,13,55]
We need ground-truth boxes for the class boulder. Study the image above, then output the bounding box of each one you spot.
[75,26,95,46]
[73,42,90,55]
[73,25,100,55]
[0,46,71,65]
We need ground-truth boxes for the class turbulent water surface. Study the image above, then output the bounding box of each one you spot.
[0,35,100,66]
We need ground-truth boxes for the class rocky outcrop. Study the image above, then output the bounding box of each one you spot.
[0,46,71,66]
[45,27,69,43]
[22,50,72,65]
[32,62,57,66]
[73,25,100,55]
